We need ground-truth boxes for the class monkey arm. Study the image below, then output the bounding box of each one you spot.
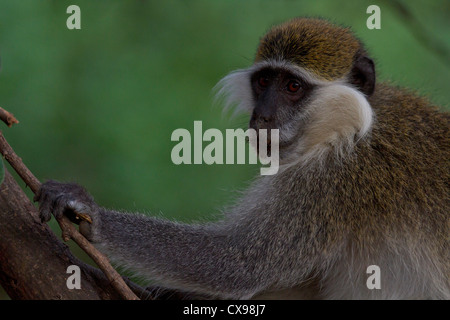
[89,209,274,299]
[36,180,303,299]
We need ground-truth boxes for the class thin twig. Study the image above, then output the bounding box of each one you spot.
[0,106,19,127]
[0,110,139,300]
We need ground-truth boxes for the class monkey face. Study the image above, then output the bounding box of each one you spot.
[215,58,374,164]
[249,66,314,152]
[215,18,376,164]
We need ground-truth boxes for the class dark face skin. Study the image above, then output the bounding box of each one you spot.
[249,67,314,150]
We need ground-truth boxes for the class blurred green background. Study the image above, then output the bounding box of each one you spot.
[0,0,448,299]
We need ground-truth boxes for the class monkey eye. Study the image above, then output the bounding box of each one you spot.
[287,80,301,93]
[258,77,270,88]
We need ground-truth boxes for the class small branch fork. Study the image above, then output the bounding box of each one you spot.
[0,106,139,300]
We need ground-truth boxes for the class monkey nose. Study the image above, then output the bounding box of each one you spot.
[250,113,273,129]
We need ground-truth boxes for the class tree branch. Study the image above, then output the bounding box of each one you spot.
[0,169,124,299]
[0,111,138,300]
[0,107,204,300]
[0,167,197,299]
[0,106,19,128]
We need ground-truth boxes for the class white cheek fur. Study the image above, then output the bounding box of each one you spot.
[213,69,254,116]
[286,83,373,166]
[302,84,373,148]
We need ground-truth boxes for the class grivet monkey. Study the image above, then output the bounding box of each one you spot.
[36,18,449,299]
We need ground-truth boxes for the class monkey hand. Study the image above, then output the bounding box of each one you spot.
[35,180,101,241]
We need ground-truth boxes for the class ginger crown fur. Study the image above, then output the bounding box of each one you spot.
[255,18,363,80]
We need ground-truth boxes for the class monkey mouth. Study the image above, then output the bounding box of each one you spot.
[250,127,289,158]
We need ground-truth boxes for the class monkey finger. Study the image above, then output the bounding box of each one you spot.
[38,195,53,223]
[52,196,69,221]
[33,188,41,203]
[67,200,91,215]
[63,200,93,224]
[79,220,93,241]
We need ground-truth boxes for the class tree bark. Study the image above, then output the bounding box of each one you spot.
[0,168,205,300]
[0,129,139,300]
[0,106,200,300]
[0,168,133,299]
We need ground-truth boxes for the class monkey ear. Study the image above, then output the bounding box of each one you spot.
[349,55,375,96]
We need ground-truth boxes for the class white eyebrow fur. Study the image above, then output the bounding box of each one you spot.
[214,59,335,115]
